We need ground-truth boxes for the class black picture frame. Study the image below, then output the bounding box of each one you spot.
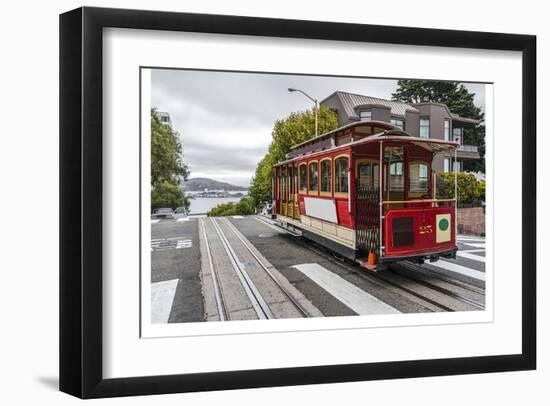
[59,6,536,399]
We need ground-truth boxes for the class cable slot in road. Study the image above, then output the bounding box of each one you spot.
[211,217,274,320]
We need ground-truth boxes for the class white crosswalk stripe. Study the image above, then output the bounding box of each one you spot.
[456,250,486,263]
[460,242,486,249]
[293,263,400,315]
[151,279,178,323]
[457,235,485,242]
[430,260,485,281]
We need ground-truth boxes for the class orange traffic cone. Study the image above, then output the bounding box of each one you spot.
[367,251,377,266]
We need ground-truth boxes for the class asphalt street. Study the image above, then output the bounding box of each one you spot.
[151,218,203,323]
[149,215,487,323]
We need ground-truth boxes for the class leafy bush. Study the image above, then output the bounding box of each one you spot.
[436,172,484,207]
[207,197,256,217]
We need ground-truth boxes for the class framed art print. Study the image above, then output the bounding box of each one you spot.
[59,7,536,398]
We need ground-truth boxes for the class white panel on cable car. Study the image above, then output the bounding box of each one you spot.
[304,197,338,223]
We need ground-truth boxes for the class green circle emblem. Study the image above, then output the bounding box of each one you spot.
[439,218,449,231]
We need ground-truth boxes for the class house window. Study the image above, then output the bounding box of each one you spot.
[299,164,307,192]
[308,162,318,193]
[320,159,332,193]
[453,160,461,172]
[391,118,404,130]
[444,158,450,173]
[419,118,430,138]
[409,162,429,193]
[359,110,372,121]
[453,127,463,144]
[335,156,349,194]
[444,119,450,141]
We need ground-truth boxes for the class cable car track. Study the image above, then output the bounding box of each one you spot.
[211,217,273,319]
[392,261,486,296]
[204,217,310,320]
[221,218,312,318]
[387,265,485,310]
[255,215,484,312]
[199,218,229,321]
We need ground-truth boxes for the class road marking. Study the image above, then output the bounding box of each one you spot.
[176,240,192,249]
[177,217,190,222]
[151,279,178,323]
[151,219,160,224]
[457,235,485,241]
[461,242,486,249]
[456,250,486,263]
[151,238,192,251]
[431,260,486,281]
[293,263,400,315]
[232,215,245,219]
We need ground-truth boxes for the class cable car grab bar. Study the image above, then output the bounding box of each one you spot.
[382,198,456,205]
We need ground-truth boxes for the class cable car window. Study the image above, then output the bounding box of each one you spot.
[389,162,404,191]
[335,156,349,194]
[288,166,294,200]
[409,162,429,193]
[357,161,380,190]
[320,159,332,193]
[281,167,286,201]
[299,164,307,192]
[277,170,281,199]
[358,163,372,189]
[308,162,318,193]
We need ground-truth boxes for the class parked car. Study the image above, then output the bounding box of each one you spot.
[151,208,174,219]
[174,207,189,219]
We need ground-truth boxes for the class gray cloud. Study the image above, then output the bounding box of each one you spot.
[151,69,486,187]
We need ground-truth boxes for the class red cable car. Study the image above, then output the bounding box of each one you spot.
[272,121,459,270]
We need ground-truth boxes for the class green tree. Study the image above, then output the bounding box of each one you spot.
[151,109,189,210]
[392,80,485,173]
[207,196,256,217]
[436,172,484,207]
[151,181,189,210]
[248,106,338,207]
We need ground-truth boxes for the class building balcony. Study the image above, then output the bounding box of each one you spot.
[458,144,478,153]
[446,144,480,160]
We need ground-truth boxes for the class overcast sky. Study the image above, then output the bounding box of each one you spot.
[151,69,485,188]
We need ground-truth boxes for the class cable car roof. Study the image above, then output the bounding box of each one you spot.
[290,120,398,151]
[274,127,459,167]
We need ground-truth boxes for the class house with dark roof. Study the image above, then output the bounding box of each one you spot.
[320,91,481,172]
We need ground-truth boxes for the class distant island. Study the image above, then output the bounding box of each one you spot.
[182,177,249,192]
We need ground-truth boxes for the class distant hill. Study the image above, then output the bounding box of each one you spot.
[182,177,248,191]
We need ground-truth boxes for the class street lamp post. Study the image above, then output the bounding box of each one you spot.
[288,87,318,137]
